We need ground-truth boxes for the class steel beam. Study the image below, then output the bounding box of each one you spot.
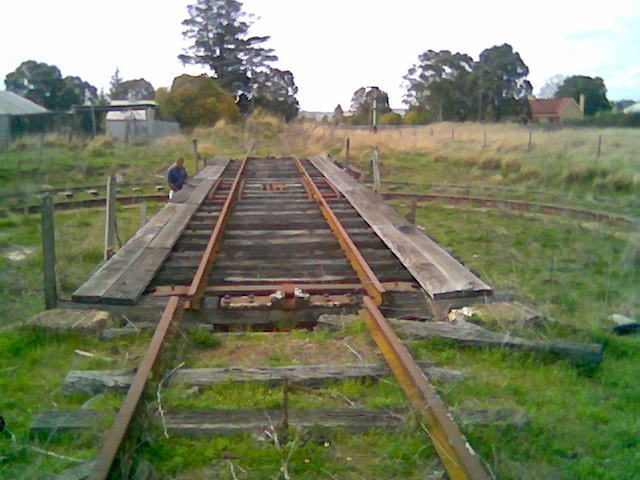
[294,157,386,306]
[361,296,493,480]
[89,296,184,480]
[186,158,248,308]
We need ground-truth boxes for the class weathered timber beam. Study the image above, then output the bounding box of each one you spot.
[63,362,465,394]
[319,316,603,365]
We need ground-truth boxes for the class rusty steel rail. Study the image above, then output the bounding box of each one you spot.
[361,296,493,480]
[89,296,184,480]
[186,157,248,308]
[294,157,386,306]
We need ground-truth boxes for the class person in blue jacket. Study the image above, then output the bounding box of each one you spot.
[167,157,188,199]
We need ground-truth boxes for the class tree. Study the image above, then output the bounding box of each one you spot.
[537,74,567,99]
[251,68,299,121]
[156,74,239,127]
[63,76,98,105]
[4,60,93,110]
[179,0,277,94]
[403,50,475,121]
[109,67,123,99]
[111,78,155,101]
[350,87,391,125]
[474,44,532,121]
[555,75,611,116]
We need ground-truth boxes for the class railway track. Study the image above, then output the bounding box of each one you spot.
[60,155,496,479]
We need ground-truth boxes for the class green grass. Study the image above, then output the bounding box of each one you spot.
[0,327,152,479]
[0,203,162,327]
[404,201,639,331]
[142,428,439,480]
[409,338,640,480]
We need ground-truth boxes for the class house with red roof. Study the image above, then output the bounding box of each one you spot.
[528,96,584,122]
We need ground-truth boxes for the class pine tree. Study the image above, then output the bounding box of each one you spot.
[109,68,123,100]
[179,0,277,94]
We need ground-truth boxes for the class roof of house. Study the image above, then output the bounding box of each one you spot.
[528,98,578,117]
[624,103,640,114]
[0,91,49,115]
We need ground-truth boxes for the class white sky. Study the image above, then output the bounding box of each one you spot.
[1,0,639,111]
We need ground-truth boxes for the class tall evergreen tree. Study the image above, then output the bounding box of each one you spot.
[179,0,277,94]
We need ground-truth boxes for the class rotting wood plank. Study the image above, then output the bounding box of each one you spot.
[101,247,171,304]
[73,161,229,303]
[309,156,492,299]
[63,362,464,394]
[318,315,603,365]
[32,407,528,436]
[72,229,165,303]
[149,203,199,249]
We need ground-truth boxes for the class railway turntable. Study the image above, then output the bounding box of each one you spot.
[69,155,492,328]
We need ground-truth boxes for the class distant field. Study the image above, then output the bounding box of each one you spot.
[277,122,640,211]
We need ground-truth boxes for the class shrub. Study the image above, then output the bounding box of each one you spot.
[85,135,114,157]
[379,112,403,126]
[504,158,522,173]
[190,329,222,349]
[403,109,434,125]
[479,156,501,170]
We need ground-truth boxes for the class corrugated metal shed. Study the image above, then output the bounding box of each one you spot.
[0,91,49,115]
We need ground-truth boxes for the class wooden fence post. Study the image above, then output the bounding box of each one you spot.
[528,131,532,151]
[372,148,381,193]
[41,196,57,310]
[483,130,487,148]
[406,197,417,224]
[104,174,117,261]
[596,134,602,158]
[139,203,148,229]
[345,137,350,170]
[192,138,200,172]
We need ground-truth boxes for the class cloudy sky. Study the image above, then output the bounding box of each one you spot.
[1,0,638,111]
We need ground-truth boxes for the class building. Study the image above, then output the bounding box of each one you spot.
[0,91,50,147]
[105,100,179,142]
[528,96,584,122]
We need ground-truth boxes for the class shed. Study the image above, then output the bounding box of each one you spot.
[528,97,584,122]
[0,91,49,147]
[105,100,179,142]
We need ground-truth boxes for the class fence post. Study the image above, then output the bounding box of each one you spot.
[372,147,381,193]
[406,197,417,224]
[41,196,57,310]
[596,134,602,158]
[104,174,117,260]
[345,137,350,170]
[483,130,487,148]
[192,138,200,172]
[528,131,532,151]
[139,203,148,229]
[451,128,455,141]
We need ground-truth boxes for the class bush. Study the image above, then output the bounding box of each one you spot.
[379,112,403,126]
[85,135,114,157]
[479,156,501,170]
[403,109,434,125]
[504,158,522,173]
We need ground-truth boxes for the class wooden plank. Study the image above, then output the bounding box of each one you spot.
[149,203,199,248]
[318,315,603,365]
[63,362,464,394]
[310,156,492,299]
[101,247,171,304]
[72,203,180,303]
[72,230,164,303]
[32,407,528,436]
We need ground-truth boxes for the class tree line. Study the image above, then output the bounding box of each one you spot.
[2,0,621,129]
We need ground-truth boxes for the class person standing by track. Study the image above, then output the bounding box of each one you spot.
[167,157,188,199]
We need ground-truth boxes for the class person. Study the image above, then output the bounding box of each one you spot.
[167,157,188,199]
